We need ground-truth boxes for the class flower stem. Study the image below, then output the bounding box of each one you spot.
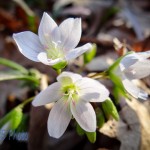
[88,71,108,79]
[19,96,35,108]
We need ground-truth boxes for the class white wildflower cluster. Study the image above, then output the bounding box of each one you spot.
[13,12,150,139]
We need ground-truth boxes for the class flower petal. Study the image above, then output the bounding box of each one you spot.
[13,31,44,61]
[38,12,60,46]
[47,99,72,138]
[71,100,96,132]
[37,52,63,65]
[65,43,92,61]
[122,77,148,100]
[76,77,109,102]
[124,59,150,80]
[120,53,140,71]
[32,82,62,106]
[120,51,150,72]
[57,71,82,83]
[137,50,150,59]
[59,18,81,51]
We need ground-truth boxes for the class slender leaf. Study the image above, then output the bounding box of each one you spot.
[16,114,29,132]
[0,70,39,85]
[0,57,28,74]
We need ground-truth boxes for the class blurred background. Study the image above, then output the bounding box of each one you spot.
[0,0,150,150]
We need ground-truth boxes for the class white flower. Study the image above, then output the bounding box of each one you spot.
[13,12,92,68]
[32,71,109,138]
[115,51,150,100]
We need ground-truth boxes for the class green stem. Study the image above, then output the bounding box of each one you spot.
[21,76,40,85]
[19,96,35,108]
[0,57,28,74]
[88,71,109,79]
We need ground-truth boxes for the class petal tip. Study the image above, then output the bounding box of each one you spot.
[12,33,19,40]
[76,17,81,21]
[12,33,16,37]
[32,99,38,107]
[47,126,61,139]
[138,92,148,100]
[74,18,81,26]
[88,43,93,48]
[42,12,53,21]
[43,12,49,17]
[32,96,43,107]
[47,128,60,139]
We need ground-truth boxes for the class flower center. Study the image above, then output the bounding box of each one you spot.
[62,84,80,101]
[45,41,64,60]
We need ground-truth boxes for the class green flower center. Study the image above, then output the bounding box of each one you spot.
[62,84,80,101]
[45,41,64,60]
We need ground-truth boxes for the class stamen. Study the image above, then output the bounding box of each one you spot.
[52,41,58,49]
[45,40,64,60]
[62,84,80,103]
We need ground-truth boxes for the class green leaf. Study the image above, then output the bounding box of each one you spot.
[0,70,40,85]
[102,99,119,121]
[0,57,28,74]
[16,114,29,132]
[0,70,26,81]
[0,106,23,130]
[76,123,85,136]
[95,108,105,128]
[84,44,97,64]
[85,131,96,143]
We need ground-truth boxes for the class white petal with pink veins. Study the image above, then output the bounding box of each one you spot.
[47,99,72,138]
[59,18,81,51]
[32,82,62,106]
[70,100,96,132]
[13,31,44,61]
[66,43,92,61]
[76,77,109,102]
[38,12,60,47]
